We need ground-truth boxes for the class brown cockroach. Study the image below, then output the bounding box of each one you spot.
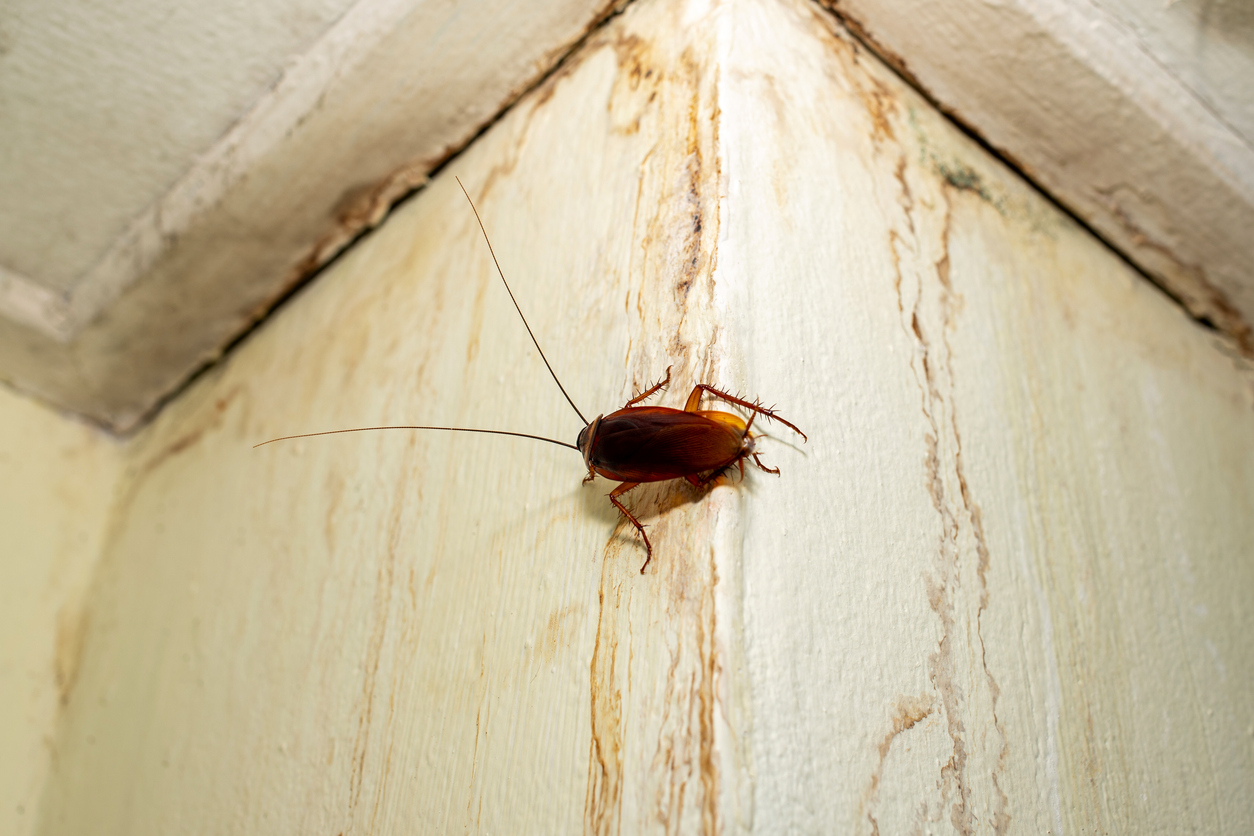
[257,178,806,572]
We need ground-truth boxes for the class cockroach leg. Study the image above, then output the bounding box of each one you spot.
[752,452,781,475]
[608,481,653,573]
[682,384,703,413]
[694,469,721,487]
[690,463,735,488]
[742,412,781,475]
[624,365,673,408]
[683,384,806,441]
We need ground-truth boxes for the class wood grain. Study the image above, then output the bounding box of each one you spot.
[18,0,1253,833]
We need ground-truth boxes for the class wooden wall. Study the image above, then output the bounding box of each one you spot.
[9,0,1251,832]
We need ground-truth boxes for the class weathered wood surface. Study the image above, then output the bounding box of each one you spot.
[0,0,621,431]
[24,0,1254,833]
[820,0,1254,358]
[0,390,119,836]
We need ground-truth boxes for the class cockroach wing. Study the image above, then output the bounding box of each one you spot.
[589,406,747,483]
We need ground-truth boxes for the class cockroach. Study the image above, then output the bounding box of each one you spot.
[256,177,806,573]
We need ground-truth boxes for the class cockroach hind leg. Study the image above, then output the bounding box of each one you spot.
[638,539,654,574]
[687,383,807,441]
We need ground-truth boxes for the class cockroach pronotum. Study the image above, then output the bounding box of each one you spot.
[257,177,806,573]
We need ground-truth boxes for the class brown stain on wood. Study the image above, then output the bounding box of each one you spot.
[1101,192,1254,358]
[862,694,936,835]
[344,457,413,823]
[853,70,899,147]
[694,547,720,835]
[876,89,1011,832]
[545,605,582,664]
[816,1,921,102]
[54,601,89,706]
[803,0,899,146]
[608,34,662,137]
[584,8,727,833]
[820,0,1254,361]
[586,582,627,836]
[265,157,439,332]
[100,383,247,556]
[129,384,243,481]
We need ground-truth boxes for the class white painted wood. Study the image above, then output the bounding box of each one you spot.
[0,0,618,430]
[0,389,120,836]
[724,3,1254,830]
[822,0,1254,355]
[1098,0,1254,141]
[17,0,1254,832]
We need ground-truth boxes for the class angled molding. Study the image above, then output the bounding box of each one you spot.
[0,0,623,430]
[824,0,1254,353]
[0,265,73,341]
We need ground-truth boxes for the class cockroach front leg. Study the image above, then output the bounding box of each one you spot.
[740,411,779,475]
[751,453,780,475]
[623,365,672,408]
[683,383,807,441]
[687,465,734,488]
[608,481,653,573]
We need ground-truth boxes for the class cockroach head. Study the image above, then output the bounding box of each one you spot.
[577,415,603,471]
